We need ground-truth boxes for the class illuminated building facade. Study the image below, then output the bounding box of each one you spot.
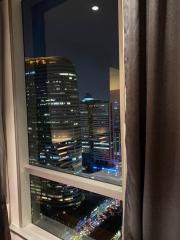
[30,176,83,208]
[25,57,82,171]
[30,175,84,223]
[109,67,121,164]
[80,95,113,173]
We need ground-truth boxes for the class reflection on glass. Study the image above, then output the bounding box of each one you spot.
[31,176,122,240]
[22,0,121,185]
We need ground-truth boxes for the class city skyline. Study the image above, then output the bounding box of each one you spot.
[25,56,121,182]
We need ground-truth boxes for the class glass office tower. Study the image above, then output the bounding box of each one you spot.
[25,57,82,172]
[80,95,113,173]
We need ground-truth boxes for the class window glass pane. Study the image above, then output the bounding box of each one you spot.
[31,175,122,240]
[22,0,121,185]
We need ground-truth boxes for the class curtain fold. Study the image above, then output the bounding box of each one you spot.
[124,0,180,240]
[0,0,11,239]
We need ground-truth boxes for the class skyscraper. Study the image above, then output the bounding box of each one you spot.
[25,57,82,171]
[80,95,113,173]
[30,175,84,226]
[109,67,121,164]
[30,175,84,208]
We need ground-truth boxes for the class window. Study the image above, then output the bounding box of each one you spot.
[8,0,125,240]
[30,175,122,240]
[22,0,121,186]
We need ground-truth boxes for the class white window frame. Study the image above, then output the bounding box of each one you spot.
[6,0,126,239]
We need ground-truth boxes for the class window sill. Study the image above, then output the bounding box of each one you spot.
[10,224,61,240]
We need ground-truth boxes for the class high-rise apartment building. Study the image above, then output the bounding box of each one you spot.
[25,57,82,171]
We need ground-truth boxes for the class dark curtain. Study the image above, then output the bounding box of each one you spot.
[124,0,180,239]
[0,0,11,239]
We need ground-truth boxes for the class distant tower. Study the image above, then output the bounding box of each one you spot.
[80,94,112,173]
[109,67,121,164]
[25,57,82,171]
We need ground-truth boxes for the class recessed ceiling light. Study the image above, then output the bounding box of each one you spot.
[91,5,99,11]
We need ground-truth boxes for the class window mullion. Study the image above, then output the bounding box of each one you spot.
[25,164,123,200]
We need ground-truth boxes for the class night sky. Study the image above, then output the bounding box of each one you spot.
[23,0,119,100]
